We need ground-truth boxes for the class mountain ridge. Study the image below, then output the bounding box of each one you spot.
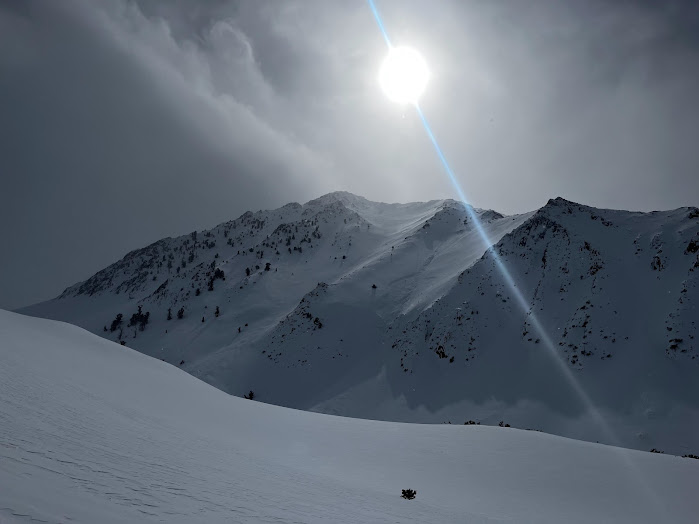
[18,191,699,454]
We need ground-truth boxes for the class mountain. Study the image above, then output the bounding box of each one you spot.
[19,192,699,454]
[2,309,698,523]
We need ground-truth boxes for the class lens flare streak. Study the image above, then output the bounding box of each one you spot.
[418,90,603,443]
[368,0,392,48]
[366,1,665,517]
[368,0,608,438]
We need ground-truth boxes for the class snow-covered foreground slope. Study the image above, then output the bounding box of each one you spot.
[19,192,699,454]
[1,310,698,524]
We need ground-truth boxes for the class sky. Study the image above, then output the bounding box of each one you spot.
[1,0,698,310]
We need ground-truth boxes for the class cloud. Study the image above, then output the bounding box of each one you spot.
[0,0,335,309]
[1,0,698,309]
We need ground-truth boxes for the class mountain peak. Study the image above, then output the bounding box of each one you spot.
[544,196,584,209]
[304,191,370,208]
[549,196,576,204]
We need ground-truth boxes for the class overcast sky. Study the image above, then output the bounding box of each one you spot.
[1,0,698,310]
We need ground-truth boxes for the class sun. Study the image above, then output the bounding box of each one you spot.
[379,46,430,105]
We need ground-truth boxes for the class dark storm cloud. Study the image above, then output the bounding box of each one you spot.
[0,0,335,309]
[1,0,698,309]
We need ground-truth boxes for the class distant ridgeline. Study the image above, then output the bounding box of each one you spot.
[20,192,699,455]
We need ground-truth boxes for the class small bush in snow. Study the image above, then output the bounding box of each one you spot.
[401,489,417,500]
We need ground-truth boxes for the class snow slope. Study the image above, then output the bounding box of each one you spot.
[19,193,699,454]
[1,309,698,524]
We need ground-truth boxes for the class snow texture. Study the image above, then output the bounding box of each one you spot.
[1,310,698,523]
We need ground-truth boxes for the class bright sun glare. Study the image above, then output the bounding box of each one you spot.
[379,46,429,105]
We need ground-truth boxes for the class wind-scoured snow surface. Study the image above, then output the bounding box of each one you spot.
[20,192,699,454]
[1,310,698,523]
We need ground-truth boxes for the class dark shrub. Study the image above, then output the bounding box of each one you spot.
[401,489,417,500]
[110,313,123,332]
[127,306,150,331]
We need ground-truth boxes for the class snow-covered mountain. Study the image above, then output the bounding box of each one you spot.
[20,192,699,454]
[2,310,698,523]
